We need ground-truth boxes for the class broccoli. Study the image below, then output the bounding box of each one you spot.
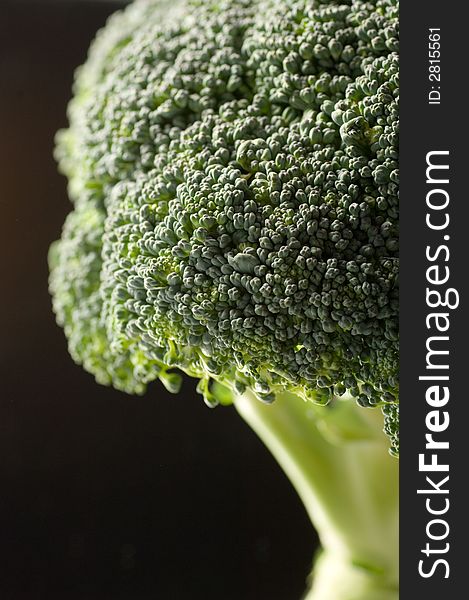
[49,0,399,598]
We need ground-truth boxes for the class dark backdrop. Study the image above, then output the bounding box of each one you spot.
[0,1,316,598]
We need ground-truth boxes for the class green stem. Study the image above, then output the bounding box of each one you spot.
[234,390,399,600]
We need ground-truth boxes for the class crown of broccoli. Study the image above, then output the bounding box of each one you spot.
[50,0,399,454]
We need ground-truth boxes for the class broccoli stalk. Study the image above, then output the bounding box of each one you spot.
[235,391,398,600]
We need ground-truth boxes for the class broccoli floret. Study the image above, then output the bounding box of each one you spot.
[50,1,399,598]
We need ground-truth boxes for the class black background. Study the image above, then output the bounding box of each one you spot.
[0,2,316,598]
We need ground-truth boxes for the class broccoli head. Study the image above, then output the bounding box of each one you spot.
[50,0,399,453]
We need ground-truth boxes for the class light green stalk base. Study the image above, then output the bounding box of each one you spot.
[234,391,399,600]
[302,552,398,600]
